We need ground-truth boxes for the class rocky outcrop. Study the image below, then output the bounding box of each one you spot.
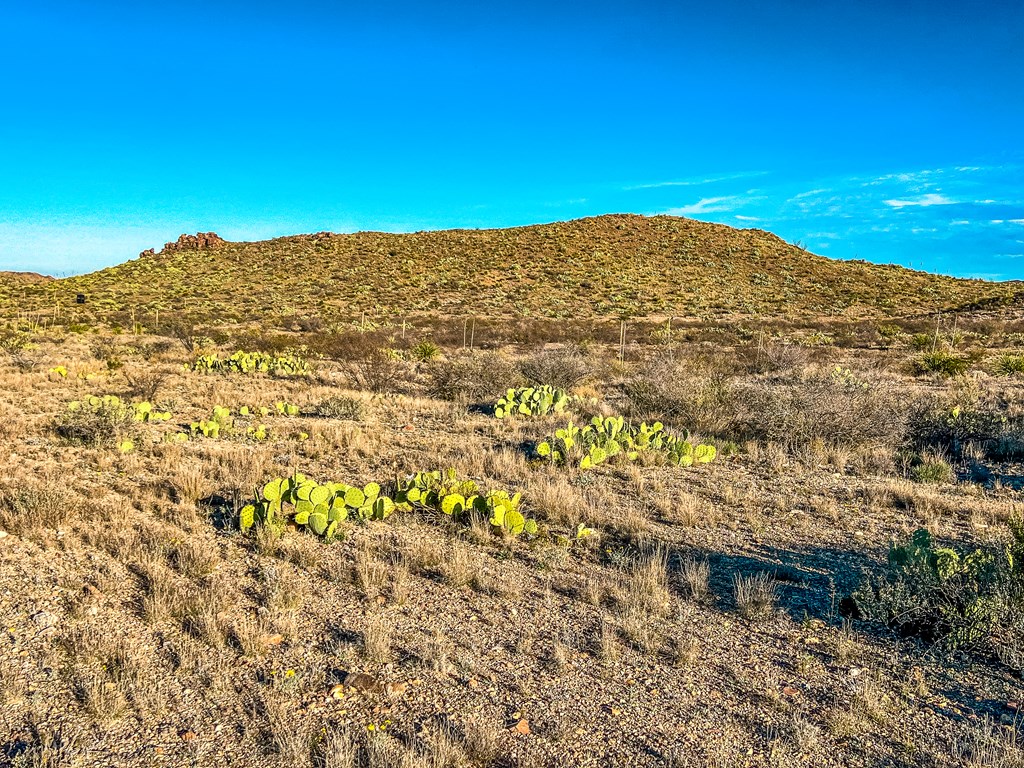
[140,232,227,258]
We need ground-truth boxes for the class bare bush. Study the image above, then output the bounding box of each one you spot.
[518,347,592,390]
[729,369,909,452]
[428,351,520,402]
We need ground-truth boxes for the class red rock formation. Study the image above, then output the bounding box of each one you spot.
[140,233,227,258]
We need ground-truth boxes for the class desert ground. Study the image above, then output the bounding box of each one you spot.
[0,303,1022,768]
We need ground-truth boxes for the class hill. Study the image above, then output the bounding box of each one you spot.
[2,214,1014,325]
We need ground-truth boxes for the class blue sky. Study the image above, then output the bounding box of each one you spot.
[1,1,1022,278]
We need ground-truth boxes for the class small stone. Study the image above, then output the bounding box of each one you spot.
[179,731,196,742]
[783,686,799,698]
[31,611,57,629]
[467,679,479,689]
[386,682,408,696]
[513,719,530,735]
[344,672,383,694]
[265,634,285,647]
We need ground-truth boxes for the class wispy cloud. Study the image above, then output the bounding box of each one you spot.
[624,171,768,191]
[662,196,748,216]
[790,188,830,199]
[883,193,958,208]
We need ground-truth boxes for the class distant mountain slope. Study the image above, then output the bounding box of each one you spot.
[2,215,1013,323]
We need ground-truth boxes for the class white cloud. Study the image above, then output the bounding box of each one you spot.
[883,193,957,208]
[790,188,830,199]
[663,196,746,216]
[625,171,768,191]
[733,215,761,221]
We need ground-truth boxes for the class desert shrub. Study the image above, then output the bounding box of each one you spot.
[518,348,592,390]
[852,523,1024,665]
[624,355,736,435]
[728,367,908,452]
[912,351,969,377]
[410,340,440,362]
[877,324,903,340]
[910,454,955,484]
[305,328,393,361]
[909,395,1024,461]
[314,395,363,421]
[993,353,1024,376]
[754,342,811,373]
[345,349,414,394]
[122,369,166,401]
[0,329,31,352]
[910,333,933,351]
[54,397,137,447]
[428,351,520,402]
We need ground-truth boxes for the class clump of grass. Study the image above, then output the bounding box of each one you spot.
[993,353,1024,376]
[912,351,968,377]
[362,614,392,662]
[410,339,441,362]
[910,454,955,484]
[679,556,711,602]
[315,395,364,420]
[733,572,777,620]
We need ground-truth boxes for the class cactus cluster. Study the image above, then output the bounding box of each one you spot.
[494,386,569,419]
[537,416,716,469]
[190,405,233,438]
[189,350,309,377]
[132,401,172,422]
[395,468,538,537]
[68,395,170,423]
[240,474,396,541]
[274,401,301,417]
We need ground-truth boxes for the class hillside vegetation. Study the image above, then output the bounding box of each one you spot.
[2,215,1013,326]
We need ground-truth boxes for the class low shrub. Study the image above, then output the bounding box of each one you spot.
[624,355,736,436]
[911,351,968,377]
[909,395,1024,461]
[345,349,413,394]
[428,351,520,402]
[728,367,908,452]
[909,454,955,484]
[993,353,1024,376]
[518,348,592,391]
[852,523,1024,666]
[314,395,364,421]
[55,396,138,447]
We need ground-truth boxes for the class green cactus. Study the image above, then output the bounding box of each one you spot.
[239,504,255,532]
[494,385,570,419]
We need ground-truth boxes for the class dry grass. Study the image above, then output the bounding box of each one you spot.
[733,572,778,620]
[2,316,1023,768]
[362,613,393,662]
[679,556,711,602]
